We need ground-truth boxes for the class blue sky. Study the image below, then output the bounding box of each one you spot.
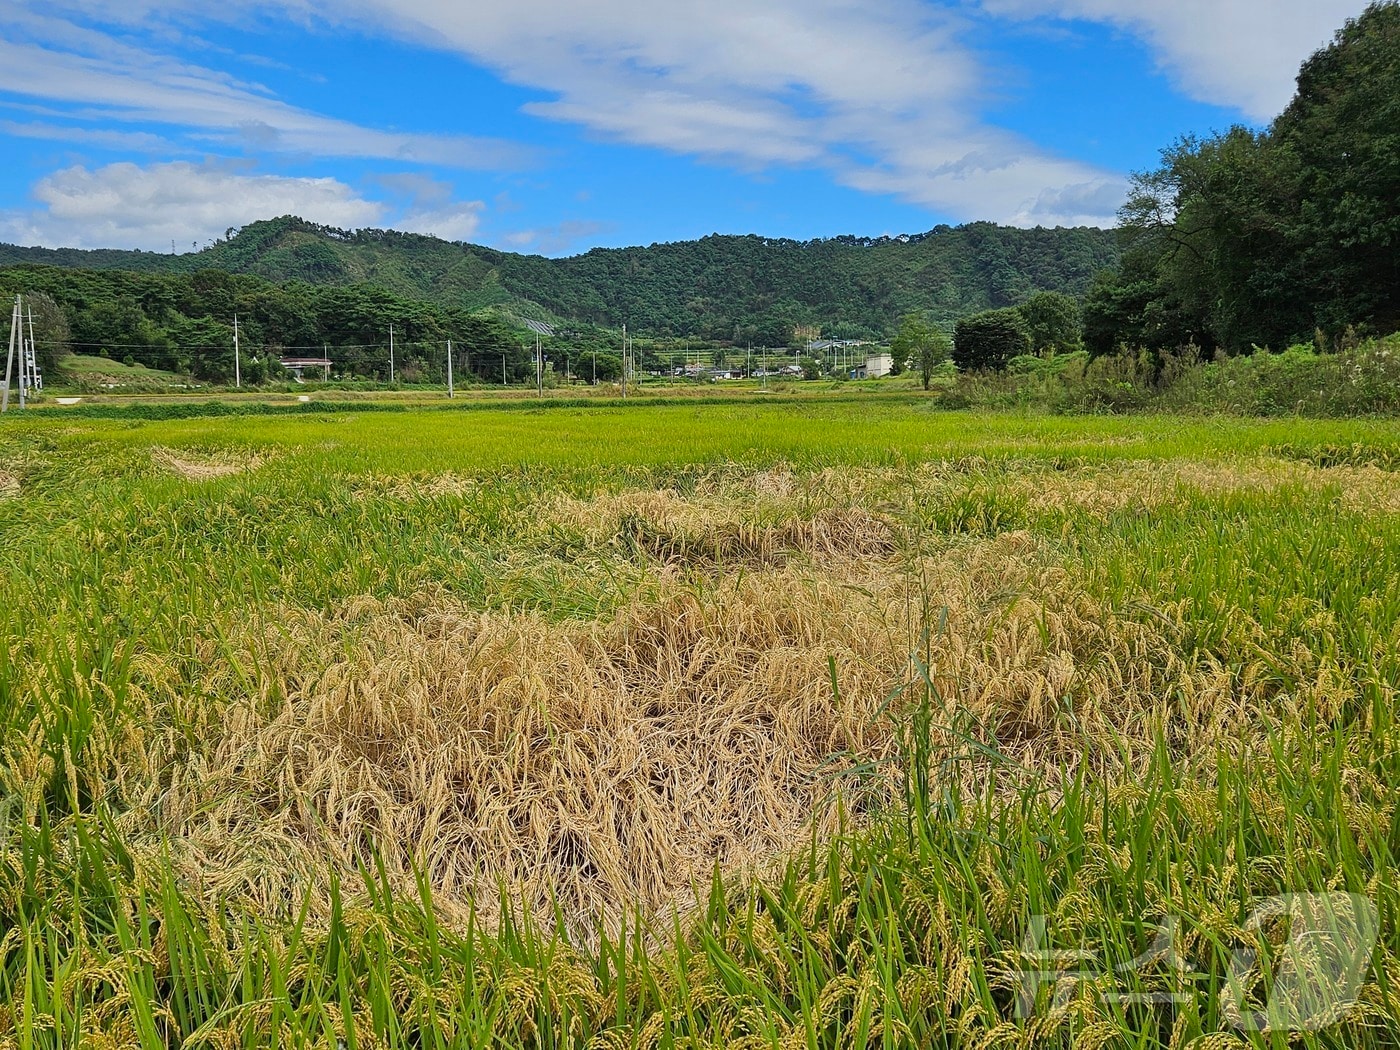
[0,0,1369,256]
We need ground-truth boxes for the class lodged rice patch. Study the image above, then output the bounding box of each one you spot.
[150,445,270,480]
[151,524,1255,936]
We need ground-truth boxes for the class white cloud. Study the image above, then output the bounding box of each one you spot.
[838,133,1125,227]
[0,160,486,250]
[502,220,612,256]
[368,172,485,240]
[303,0,1135,225]
[392,202,485,242]
[979,0,1367,120]
[16,1,1359,230]
[12,0,1129,226]
[0,5,534,169]
[0,120,177,153]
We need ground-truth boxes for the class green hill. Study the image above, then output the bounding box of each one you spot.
[0,216,1118,341]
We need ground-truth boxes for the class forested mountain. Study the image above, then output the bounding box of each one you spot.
[0,219,1118,344]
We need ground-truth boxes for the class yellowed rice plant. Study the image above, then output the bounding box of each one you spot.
[147,517,1275,934]
[151,446,268,480]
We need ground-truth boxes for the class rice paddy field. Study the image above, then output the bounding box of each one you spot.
[1,396,1399,1048]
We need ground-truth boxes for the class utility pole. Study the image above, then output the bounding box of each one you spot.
[233,314,242,388]
[501,352,506,387]
[446,339,454,398]
[24,303,37,393]
[324,346,330,382]
[15,303,27,410]
[592,348,596,385]
[389,323,396,384]
[3,296,19,413]
[535,335,542,396]
[25,303,39,393]
[621,323,628,399]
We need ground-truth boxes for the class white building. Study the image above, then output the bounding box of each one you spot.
[851,352,894,379]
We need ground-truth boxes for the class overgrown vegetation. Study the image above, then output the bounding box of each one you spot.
[935,334,1400,416]
[1,402,1398,1046]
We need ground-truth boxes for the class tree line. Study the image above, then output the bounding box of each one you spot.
[1083,1,1400,358]
[888,3,1399,378]
[0,266,531,384]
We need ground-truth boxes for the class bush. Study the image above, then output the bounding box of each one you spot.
[1235,339,1400,415]
[1060,350,1159,412]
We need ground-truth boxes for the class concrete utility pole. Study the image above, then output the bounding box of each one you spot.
[389,324,396,384]
[446,339,454,398]
[15,301,26,410]
[17,303,28,409]
[3,296,19,413]
[233,314,242,388]
[621,323,628,399]
[25,303,39,393]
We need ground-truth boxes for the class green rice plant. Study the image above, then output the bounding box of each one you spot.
[1,401,1398,1048]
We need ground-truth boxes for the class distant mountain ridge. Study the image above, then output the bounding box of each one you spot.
[0,216,1119,338]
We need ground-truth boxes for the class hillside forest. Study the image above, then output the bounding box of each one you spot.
[0,222,1116,384]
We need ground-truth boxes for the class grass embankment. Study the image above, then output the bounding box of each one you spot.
[50,354,201,393]
[0,402,1397,1047]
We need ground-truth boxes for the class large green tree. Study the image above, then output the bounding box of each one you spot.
[1096,2,1400,354]
[20,291,72,373]
[1017,291,1082,354]
[891,312,950,389]
[1272,0,1400,336]
[953,309,1032,372]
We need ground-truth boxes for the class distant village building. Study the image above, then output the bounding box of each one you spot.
[279,356,333,381]
[851,352,894,380]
